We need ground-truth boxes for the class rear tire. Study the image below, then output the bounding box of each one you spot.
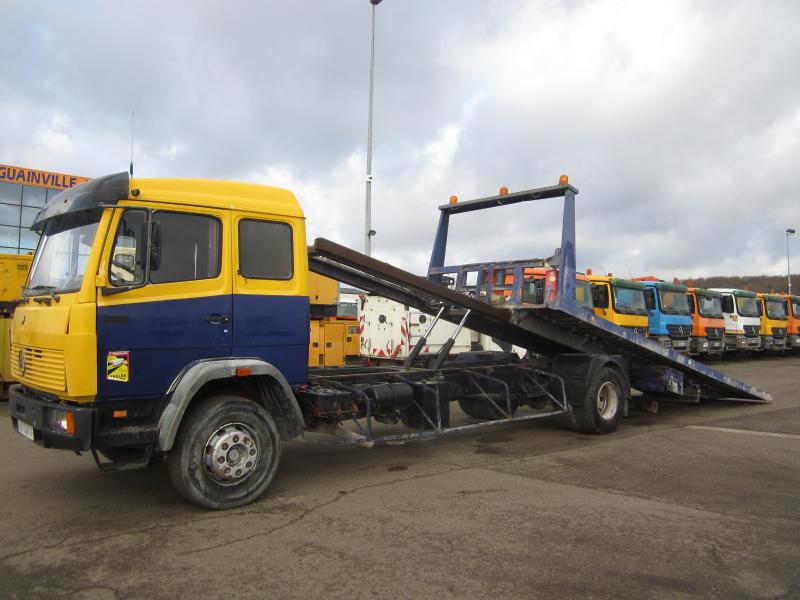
[559,367,625,434]
[168,395,281,510]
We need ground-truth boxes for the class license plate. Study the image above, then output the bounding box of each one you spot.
[16,420,35,441]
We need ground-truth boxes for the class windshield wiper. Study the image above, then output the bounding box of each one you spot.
[24,285,61,303]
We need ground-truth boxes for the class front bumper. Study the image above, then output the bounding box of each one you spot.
[8,385,93,451]
[789,334,800,349]
[690,336,723,355]
[657,336,689,353]
[765,336,786,351]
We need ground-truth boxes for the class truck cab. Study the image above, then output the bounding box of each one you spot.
[588,275,648,336]
[756,293,789,351]
[634,279,692,353]
[686,287,725,358]
[9,173,310,508]
[710,288,763,353]
[782,294,800,350]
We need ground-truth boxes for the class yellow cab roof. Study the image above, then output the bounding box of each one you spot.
[130,177,305,219]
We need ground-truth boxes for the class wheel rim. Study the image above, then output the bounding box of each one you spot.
[203,423,262,486]
[596,381,619,421]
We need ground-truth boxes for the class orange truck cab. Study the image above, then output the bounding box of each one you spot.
[686,288,725,358]
[782,294,800,351]
[501,268,593,310]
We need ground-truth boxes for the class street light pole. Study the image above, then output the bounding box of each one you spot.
[787,228,796,294]
[365,0,382,256]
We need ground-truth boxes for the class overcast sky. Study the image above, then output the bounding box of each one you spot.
[2,0,799,280]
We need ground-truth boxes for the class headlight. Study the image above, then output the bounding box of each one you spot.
[45,409,75,434]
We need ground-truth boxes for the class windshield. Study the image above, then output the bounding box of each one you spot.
[576,280,593,310]
[26,210,101,295]
[792,300,800,318]
[696,294,723,318]
[612,285,647,315]
[658,289,691,315]
[765,300,787,320]
[735,296,759,318]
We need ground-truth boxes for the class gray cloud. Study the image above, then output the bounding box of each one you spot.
[2,0,798,281]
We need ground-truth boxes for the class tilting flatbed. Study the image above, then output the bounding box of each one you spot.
[308,181,770,404]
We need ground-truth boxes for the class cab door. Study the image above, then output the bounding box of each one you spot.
[97,206,232,399]
[231,212,309,384]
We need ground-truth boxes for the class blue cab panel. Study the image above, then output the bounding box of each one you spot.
[97,294,310,399]
[232,294,310,385]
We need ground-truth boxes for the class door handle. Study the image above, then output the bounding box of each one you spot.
[206,313,231,324]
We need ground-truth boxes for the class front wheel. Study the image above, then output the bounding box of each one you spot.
[168,395,281,510]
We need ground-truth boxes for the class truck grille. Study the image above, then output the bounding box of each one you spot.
[743,325,760,337]
[704,327,724,339]
[667,324,690,339]
[625,326,648,336]
[772,327,787,338]
[10,344,66,392]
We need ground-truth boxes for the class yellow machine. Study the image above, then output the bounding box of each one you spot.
[307,273,360,366]
[756,293,789,351]
[588,275,648,334]
[308,272,338,305]
[0,253,33,396]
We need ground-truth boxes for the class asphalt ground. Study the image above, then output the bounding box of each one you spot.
[1,355,798,599]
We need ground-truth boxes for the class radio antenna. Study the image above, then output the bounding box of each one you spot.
[129,109,135,176]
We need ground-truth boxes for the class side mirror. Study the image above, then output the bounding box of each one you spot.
[149,220,161,271]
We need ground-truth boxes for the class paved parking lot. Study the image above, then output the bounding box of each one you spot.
[1,356,798,599]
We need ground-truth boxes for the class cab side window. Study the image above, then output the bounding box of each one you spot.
[591,284,608,308]
[109,209,147,287]
[721,296,734,313]
[238,219,293,279]
[150,212,222,284]
[644,288,656,310]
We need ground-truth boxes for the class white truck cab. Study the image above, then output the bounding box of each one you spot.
[710,288,763,353]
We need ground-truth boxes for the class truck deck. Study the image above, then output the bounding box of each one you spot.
[308,182,770,404]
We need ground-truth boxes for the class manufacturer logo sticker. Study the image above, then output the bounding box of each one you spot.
[106,351,130,382]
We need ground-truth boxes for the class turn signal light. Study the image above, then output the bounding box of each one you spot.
[113,410,128,418]
[65,412,75,435]
[236,367,252,376]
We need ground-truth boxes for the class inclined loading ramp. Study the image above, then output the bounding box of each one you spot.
[308,238,771,403]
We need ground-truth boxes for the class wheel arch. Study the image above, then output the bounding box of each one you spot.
[157,358,305,452]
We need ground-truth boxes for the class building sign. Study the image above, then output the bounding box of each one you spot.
[0,164,89,190]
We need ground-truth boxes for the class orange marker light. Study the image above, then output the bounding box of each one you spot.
[449,195,458,205]
[559,174,569,185]
[586,268,593,276]
[499,186,509,195]
[607,273,613,277]
[236,367,252,376]
[65,412,75,435]
[113,410,128,418]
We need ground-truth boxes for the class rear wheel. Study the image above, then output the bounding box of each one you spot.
[168,395,281,510]
[557,367,624,434]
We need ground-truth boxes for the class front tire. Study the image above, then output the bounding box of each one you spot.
[168,395,281,510]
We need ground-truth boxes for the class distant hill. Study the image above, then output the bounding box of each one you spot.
[679,274,797,294]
